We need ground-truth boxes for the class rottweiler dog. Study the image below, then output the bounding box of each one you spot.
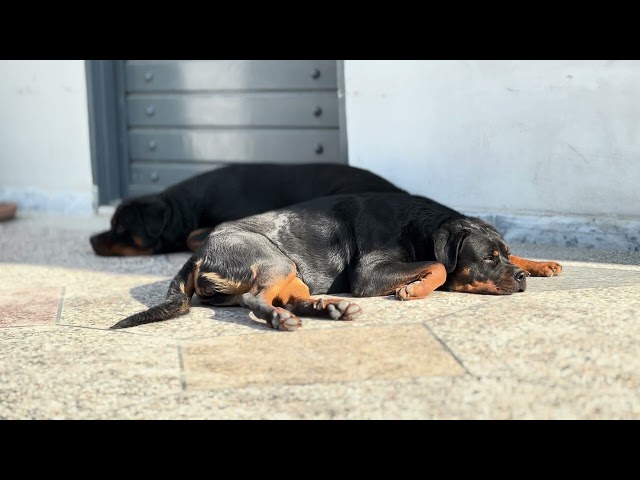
[90,163,404,256]
[110,192,562,331]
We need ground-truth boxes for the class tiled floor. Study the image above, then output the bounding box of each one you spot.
[0,212,638,419]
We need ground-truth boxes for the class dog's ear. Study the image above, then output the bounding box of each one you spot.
[433,226,468,273]
[139,198,169,239]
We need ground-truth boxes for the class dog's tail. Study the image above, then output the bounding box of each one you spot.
[110,257,196,329]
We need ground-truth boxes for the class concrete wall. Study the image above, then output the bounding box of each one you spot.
[1,60,637,249]
[0,60,93,213]
[343,60,640,250]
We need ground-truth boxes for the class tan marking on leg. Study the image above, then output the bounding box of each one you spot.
[241,267,305,331]
[396,263,447,300]
[274,276,311,305]
[192,259,201,286]
[200,271,253,294]
[509,255,563,277]
[180,271,195,297]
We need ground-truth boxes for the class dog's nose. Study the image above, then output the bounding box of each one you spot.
[90,235,98,246]
[514,269,527,282]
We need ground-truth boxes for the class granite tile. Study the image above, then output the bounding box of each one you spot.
[427,285,640,378]
[0,287,62,327]
[98,374,639,420]
[0,327,181,419]
[515,264,640,292]
[182,324,465,390]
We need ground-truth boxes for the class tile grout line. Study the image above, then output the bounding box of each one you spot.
[55,287,66,325]
[421,322,472,377]
[177,343,188,391]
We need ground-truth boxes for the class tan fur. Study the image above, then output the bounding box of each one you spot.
[200,271,252,294]
[509,255,562,277]
[450,280,502,294]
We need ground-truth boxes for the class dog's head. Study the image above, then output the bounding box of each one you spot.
[433,217,528,295]
[90,197,170,256]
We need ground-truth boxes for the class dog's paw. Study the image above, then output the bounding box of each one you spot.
[396,280,421,300]
[269,308,302,332]
[528,261,563,277]
[326,300,361,321]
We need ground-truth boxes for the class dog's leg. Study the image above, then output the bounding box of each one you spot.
[240,293,303,332]
[238,262,307,332]
[352,260,447,301]
[282,281,362,321]
[509,255,562,277]
[240,261,362,330]
[110,256,196,329]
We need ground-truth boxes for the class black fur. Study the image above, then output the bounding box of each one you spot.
[110,192,563,330]
[90,163,405,256]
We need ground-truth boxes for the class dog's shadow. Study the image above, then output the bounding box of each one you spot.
[129,280,271,331]
[130,280,171,308]
[128,283,375,332]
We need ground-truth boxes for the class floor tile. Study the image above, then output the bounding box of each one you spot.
[0,287,62,327]
[182,323,465,390]
[0,327,181,419]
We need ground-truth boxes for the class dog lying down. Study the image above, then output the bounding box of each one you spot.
[110,192,562,331]
[90,163,404,256]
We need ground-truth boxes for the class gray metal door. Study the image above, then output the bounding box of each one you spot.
[121,60,345,198]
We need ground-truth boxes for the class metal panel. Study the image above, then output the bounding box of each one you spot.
[87,60,347,203]
[128,129,339,163]
[126,92,339,128]
[129,163,226,195]
[128,155,342,196]
[125,60,337,92]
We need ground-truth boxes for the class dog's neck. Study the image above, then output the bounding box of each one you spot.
[401,198,465,262]
[158,194,201,250]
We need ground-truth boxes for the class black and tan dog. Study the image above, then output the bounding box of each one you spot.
[110,192,562,331]
[90,163,405,256]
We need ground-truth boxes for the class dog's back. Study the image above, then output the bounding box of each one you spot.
[166,163,405,224]
[92,163,405,256]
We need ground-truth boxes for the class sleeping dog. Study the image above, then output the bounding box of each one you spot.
[110,192,562,331]
[90,163,405,256]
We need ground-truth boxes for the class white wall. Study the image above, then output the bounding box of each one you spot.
[0,60,93,213]
[1,60,637,248]
[344,60,640,219]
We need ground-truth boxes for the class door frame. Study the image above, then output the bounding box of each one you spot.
[85,60,129,206]
[85,60,349,206]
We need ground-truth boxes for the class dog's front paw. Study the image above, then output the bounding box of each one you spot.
[528,261,562,277]
[396,280,423,300]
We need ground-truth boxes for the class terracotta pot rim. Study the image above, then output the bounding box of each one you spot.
[0,202,17,221]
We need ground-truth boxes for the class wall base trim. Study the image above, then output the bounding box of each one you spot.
[467,210,640,253]
[0,187,93,215]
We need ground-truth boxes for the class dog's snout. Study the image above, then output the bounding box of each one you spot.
[514,269,527,282]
